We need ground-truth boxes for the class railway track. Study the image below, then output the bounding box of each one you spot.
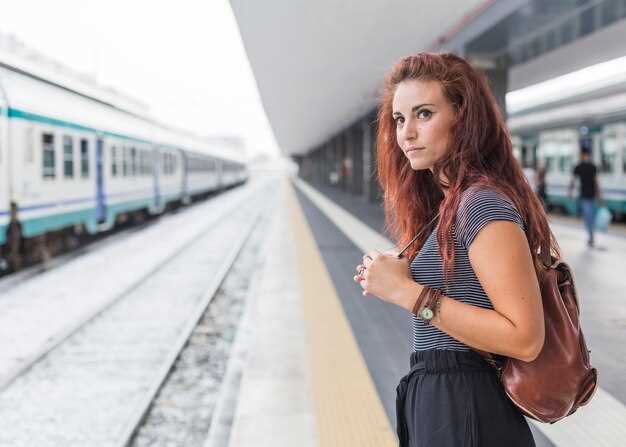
[0,181,274,446]
[0,181,264,393]
[127,204,273,447]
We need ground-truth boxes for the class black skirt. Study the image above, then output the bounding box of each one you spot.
[396,349,536,447]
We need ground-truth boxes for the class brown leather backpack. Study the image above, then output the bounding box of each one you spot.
[478,256,598,424]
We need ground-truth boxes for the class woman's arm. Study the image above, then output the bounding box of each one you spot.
[393,220,544,362]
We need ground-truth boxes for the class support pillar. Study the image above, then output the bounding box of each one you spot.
[484,64,509,120]
[325,142,334,186]
[351,124,364,195]
[338,133,348,190]
[466,54,509,120]
[361,113,380,203]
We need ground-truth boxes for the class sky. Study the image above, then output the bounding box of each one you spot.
[0,0,280,156]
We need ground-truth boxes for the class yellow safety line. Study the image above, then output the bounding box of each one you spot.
[287,181,397,446]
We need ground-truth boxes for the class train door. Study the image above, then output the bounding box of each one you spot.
[522,136,538,168]
[599,123,624,213]
[538,129,578,212]
[95,137,107,223]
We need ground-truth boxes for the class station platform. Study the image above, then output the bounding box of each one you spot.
[220,174,626,447]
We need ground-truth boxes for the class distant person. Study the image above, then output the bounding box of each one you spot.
[6,202,24,272]
[569,149,602,247]
[536,161,547,208]
[522,161,537,193]
[353,53,551,446]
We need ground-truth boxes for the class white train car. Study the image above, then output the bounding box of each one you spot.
[0,63,247,266]
[184,151,220,199]
[508,67,626,218]
[177,132,221,201]
[218,144,249,188]
[0,65,181,235]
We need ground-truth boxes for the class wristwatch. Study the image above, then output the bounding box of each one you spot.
[419,306,434,321]
[412,287,442,324]
[419,289,442,324]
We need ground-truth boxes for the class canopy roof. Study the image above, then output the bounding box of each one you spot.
[230,0,487,155]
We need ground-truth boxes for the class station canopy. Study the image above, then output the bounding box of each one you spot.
[230,0,492,156]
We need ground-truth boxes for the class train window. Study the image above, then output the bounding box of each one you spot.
[130,147,137,176]
[138,150,144,175]
[63,135,74,178]
[80,139,89,178]
[558,155,573,173]
[111,146,118,177]
[122,147,129,177]
[42,133,56,179]
[601,137,618,174]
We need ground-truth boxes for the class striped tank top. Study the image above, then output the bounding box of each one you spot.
[410,186,526,351]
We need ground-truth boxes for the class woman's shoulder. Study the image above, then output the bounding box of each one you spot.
[458,184,514,208]
[455,184,525,248]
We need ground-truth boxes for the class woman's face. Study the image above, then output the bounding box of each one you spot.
[392,79,456,171]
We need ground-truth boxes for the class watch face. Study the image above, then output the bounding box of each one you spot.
[421,308,434,320]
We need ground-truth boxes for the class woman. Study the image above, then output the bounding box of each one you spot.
[353,53,558,446]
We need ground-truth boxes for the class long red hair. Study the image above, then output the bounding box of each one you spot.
[376,52,558,278]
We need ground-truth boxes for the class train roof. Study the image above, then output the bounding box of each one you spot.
[507,57,626,134]
[0,64,244,163]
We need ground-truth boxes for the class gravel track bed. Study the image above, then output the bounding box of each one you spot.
[0,190,268,447]
[130,207,274,447]
[0,181,262,386]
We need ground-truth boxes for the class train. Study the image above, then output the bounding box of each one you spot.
[0,62,247,269]
[508,60,626,219]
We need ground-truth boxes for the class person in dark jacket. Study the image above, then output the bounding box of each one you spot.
[568,149,603,247]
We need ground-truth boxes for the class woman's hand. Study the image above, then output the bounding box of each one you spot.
[353,250,413,305]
